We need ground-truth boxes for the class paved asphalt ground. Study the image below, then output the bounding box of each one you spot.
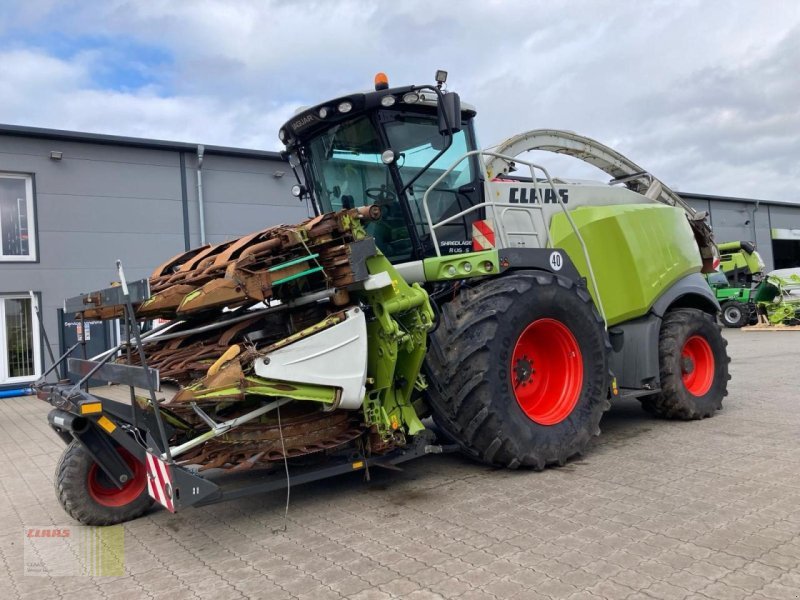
[1,328,799,599]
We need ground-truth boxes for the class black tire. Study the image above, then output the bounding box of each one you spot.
[55,441,153,526]
[747,303,759,326]
[720,301,748,328]
[425,271,610,469]
[640,308,730,419]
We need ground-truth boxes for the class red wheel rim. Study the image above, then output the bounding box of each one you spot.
[87,447,147,507]
[681,335,715,396]
[511,318,584,425]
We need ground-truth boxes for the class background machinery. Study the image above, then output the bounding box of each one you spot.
[37,72,730,525]
[753,268,800,326]
[708,241,764,327]
[707,241,800,327]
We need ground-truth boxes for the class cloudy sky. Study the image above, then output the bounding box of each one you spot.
[1,0,799,200]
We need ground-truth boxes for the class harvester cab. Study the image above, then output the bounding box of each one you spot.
[280,70,482,262]
[37,71,730,526]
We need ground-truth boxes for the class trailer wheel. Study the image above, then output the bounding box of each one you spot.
[55,441,153,526]
[641,308,730,419]
[425,271,610,469]
[720,301,748,328]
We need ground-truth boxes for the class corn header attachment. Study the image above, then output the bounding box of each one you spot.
[37,207,440,522]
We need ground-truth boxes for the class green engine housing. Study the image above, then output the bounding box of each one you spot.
[549,204,703,326]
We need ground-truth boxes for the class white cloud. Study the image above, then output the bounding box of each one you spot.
[1,0,799,200]
[0,47,299,148]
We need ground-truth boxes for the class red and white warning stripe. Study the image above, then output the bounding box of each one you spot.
[472,219,496,251]
[145,452,175,512]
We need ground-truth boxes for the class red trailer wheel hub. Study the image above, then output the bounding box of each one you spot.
[87,447,147,507]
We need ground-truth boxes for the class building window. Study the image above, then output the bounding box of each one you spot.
[0,173,36,261]
[0,294,41,384]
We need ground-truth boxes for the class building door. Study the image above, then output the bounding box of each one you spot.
[771,227,800,270]
[772,240,800,270]
[0,294,41,386]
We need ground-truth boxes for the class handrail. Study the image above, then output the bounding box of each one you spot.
[420,149,607,326]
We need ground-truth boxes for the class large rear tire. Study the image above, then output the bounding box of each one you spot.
[55,441,153,526]
[640,308,730,419]
[425,271,610,469]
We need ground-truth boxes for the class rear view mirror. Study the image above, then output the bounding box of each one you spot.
[437,92,461,135]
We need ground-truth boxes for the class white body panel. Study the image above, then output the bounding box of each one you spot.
[254,308,368,409]
[482,180,655,249]
[484,129,690,212]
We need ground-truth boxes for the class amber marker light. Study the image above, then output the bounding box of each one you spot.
[374,72,389,90]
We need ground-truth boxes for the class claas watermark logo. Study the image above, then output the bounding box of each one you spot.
[24,526,124,576]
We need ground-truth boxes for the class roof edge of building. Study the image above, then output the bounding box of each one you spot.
[1,123,797,206]
[0,123,285,161]
[678,191,799,207]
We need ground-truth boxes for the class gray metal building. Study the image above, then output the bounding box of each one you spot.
[0,124,304,389]
[682,193,800,271]
[1,122,799,388]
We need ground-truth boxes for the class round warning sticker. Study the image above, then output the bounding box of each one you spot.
[549,251,563,271]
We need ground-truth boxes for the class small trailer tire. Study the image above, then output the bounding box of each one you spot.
[55,441,153,526]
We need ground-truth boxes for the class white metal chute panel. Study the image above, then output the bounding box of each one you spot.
[253,308,368,409]
[483,129,696,216]
[484,180,654,248]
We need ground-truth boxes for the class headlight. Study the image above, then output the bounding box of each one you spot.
[318,107,329,118]
[380,95,396,107]
[338,101,353,113]
[402,92,420,104]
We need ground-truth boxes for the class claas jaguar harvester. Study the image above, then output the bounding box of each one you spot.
[37,72,730,525]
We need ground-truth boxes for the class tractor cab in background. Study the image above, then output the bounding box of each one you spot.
[279,71,483,262]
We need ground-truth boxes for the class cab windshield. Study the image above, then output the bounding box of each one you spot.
[304,111,479,260]
[384,115,477,252]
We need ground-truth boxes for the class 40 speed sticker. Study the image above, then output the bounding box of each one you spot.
[549,251,564,271]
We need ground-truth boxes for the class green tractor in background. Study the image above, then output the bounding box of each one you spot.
[708,241,800,327]
[707,241,764,327]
